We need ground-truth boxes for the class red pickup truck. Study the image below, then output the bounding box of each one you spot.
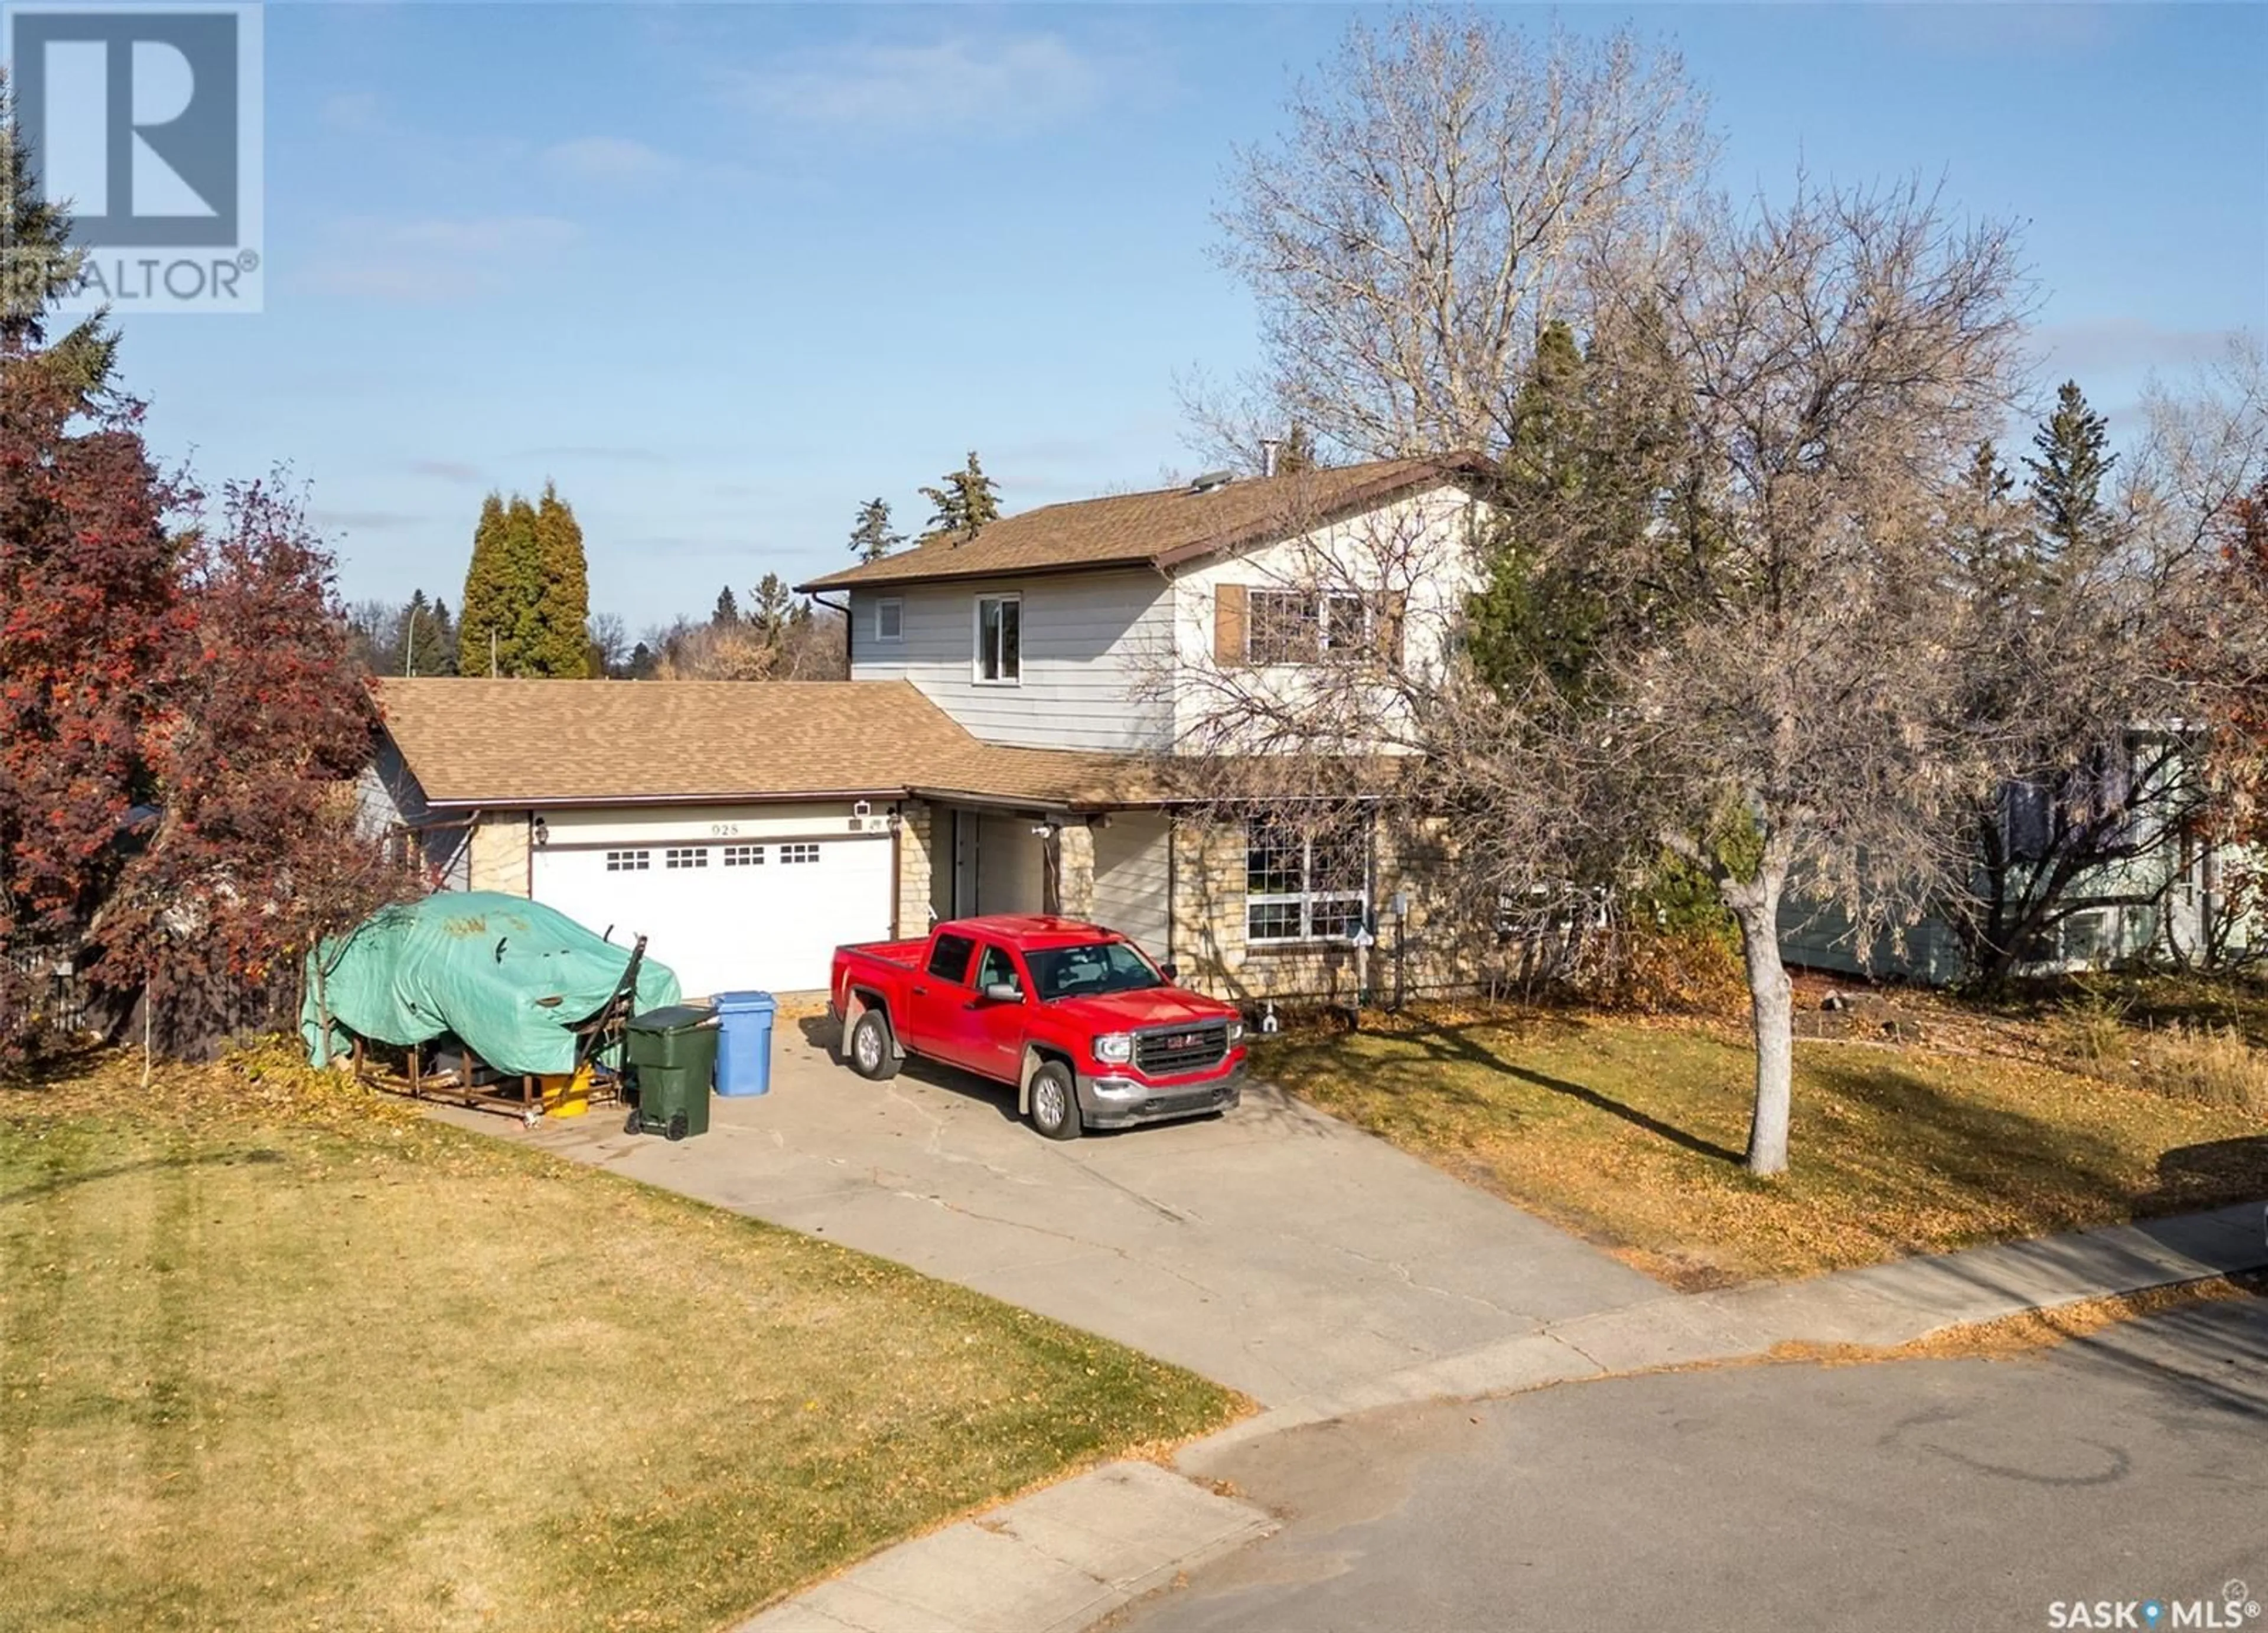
[829,915,1246,1139]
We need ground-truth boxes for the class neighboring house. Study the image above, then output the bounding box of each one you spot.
[368,456,1500,1002]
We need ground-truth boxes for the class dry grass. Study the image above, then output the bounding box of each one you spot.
[0,1051,1241,1633]
[1257,1012,2268,1290]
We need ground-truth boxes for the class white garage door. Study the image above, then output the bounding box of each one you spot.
[531,835,894,999]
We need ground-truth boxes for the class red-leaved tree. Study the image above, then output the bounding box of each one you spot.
[90,480,401,1053]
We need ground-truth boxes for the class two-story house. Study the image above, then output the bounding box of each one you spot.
[366,455,1499,1001]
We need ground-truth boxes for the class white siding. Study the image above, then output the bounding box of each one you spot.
[849,571,1175,751]
[1092,811,1171,960]
[1168,484,1489,752]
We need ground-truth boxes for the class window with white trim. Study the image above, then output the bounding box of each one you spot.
[975,594,1021,683]
[875,598,904,642]
[722,844,763,866]
[604,849,650,872]
[1248,590,1377,664]
[1244,814,1368,944]
[664,847,709,869]
[780,842,820,865]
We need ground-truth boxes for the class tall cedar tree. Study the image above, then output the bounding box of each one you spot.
[531,482,592,676]
[458,493,516,676]
[921,451,1001,540]
[849,497,904,562]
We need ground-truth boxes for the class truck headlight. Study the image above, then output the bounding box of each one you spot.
[1226,1019,1245,1045]
[1094,1033,1133,1065]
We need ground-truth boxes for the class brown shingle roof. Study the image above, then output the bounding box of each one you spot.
[377,682,1408,812]
[797,454,1493,592]
[377,678,980,806]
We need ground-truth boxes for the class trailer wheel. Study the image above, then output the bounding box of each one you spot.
[850,1009,901,1082]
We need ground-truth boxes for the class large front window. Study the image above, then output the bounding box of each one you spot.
[976,594,1021,683]
[1245,813,1368,944]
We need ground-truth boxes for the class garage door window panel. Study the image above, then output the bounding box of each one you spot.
[665,847,709,869]
[722,845,763,866]
[605,849,650,872]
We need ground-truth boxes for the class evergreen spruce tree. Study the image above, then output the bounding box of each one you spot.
[426,597,460,676]
[749,573,793,641]
[458,493,515,676]
[849,497,905,562]
[920,451,1002,540]
[531,481,592,676]
[712,585,740,627]
[1,69,114,392]
[2024,380,2116,565]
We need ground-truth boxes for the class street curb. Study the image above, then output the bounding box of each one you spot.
[733,1459,1276,1633]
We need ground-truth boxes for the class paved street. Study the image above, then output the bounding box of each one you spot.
[1119,1292,2268,1633]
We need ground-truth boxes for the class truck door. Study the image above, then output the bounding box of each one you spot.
[910,931,982,1071]
[963,942,1029,1079]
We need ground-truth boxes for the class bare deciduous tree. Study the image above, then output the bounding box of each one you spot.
[1178,178,2035,1176]
[1196,10,1712,465]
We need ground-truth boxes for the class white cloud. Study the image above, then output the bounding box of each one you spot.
[543,136,680,185]
[299,214,581,303]
[2032,318,2246,377]
[728,32,1104,136]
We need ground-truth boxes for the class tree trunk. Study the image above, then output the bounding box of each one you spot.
[1728,877,1794,1177]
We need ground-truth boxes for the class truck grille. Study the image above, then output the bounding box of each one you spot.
[1133,1022,1229,1077]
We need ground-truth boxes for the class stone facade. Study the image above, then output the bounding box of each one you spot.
[467,811,530,896]
[894,800,934,938]
[1166,810,1502,1007]
[1055,822,1096,920]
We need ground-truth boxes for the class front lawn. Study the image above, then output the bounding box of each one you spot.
[0,1051,1240,1632]
[1259,1013,2268,1289]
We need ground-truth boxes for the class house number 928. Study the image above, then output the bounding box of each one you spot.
[709,823,741,837]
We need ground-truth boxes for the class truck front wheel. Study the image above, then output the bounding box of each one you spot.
[1028,1061,1083,1141]
[849,1009,901,1082]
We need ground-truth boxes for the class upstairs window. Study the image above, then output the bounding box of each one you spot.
[1241,589,1394,664]
[975,594,1021,683]
[1245,813,1369,944]
[875,598,904,642]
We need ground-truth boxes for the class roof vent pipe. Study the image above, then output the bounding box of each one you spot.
[1260,437,1282,478]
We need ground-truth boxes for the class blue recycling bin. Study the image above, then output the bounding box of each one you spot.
[712,990,777,1097]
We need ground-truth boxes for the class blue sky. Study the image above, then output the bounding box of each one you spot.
[104,2,2268,635]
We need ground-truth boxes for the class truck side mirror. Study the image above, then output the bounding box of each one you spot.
[1159,961,1179,982]
[982,982,1023,1003]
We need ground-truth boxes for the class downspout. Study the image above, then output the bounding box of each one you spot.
[809,592,853,672]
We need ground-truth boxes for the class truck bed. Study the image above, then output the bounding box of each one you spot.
[838,938,928,973]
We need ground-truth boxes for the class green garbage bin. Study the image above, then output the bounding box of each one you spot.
[624,1005,718,1140]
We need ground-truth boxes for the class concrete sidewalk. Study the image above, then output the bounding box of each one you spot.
[726,1200,2265,1633]
[1194,1197,2268,1446]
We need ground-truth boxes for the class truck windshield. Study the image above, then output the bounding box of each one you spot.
[1025,941,1163,1001]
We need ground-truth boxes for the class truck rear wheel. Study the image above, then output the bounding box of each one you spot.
[849,1009,900,1082]
[1028,1060,1082,1141]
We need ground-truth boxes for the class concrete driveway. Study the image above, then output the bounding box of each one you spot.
[467,1017,1660,1405]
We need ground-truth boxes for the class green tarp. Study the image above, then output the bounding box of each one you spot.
[301,891,682,1077]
